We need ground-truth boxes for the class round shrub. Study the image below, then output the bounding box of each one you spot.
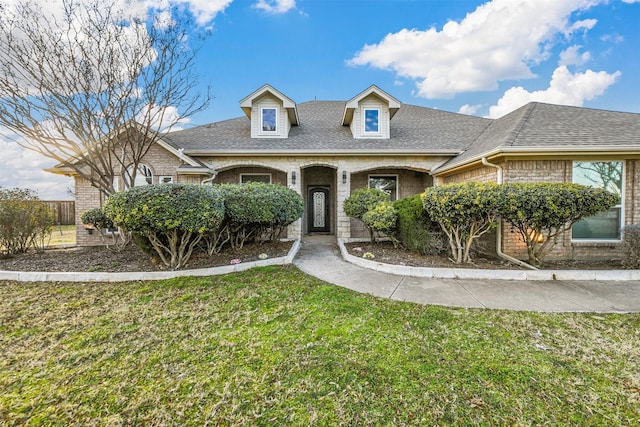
[104,184,225,269]
[362,201,397,235]
[0,187,53,256]
[81,207,114,230]
[343,188,389,221]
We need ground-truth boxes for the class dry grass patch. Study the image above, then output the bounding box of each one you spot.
[1,266,638,425]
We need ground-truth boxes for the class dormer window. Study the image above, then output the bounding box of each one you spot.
[261,108,277,132]
[364,108,380,134]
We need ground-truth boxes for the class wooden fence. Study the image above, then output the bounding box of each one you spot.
[46,201,76,225]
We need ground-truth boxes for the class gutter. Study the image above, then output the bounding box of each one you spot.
[481,157,538,271]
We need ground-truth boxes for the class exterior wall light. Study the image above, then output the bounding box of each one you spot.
[342,171,347,184]
[291,171,296,185]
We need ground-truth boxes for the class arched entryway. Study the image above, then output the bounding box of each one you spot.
[302,166,336,235]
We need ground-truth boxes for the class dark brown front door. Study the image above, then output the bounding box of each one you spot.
[308,186,330,233]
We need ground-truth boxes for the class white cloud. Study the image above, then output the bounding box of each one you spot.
[0,130,73,200]
[349,0,606,99]
[458,104,483,116]
[254,0,296,14]
[558,45,591,66]
[169,0,234,25]
[487,65,621,118]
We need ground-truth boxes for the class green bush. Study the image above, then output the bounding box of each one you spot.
[393,195,445,255]
[104,184,225,269]
[0,188,53,256]
[362,201,398,244]
[343,188,390,242]
[621,225,640,269]
[219,183,303,249]
[81,207,115,230]
[498,183,618,266]
[422,182,501,264]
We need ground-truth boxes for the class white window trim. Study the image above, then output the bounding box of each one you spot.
[571,160,624,243]
[368,174,399,201]
[261,107,278,133]
[240,173,272,184]
[158,176,174,184]
[363,108,381,135]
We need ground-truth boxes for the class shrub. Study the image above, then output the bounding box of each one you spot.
[104,184,225,269]
[498,183,618,266]
[80,207,114,230]
[621,225,640,269]
[362,201,398,244]
[422,182,501,264]
[343,188,389,242]
[219,183,303,250]
[393,194,445,255]
[0,188,53,256]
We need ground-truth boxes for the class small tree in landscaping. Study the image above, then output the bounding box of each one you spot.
[103,184,225,269]
[393,194,445,255]
[343,188,390,242]
[362,201,399,245]
[0,188,53,256]
[498,183,618,266]
[422,182,501,264]
[80,207,126,248]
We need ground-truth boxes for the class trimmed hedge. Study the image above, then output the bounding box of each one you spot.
[343,188,390,242]
[622,225,640,269]
[393,194,444,256]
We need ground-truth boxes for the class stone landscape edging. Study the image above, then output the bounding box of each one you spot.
[0,239,301,283]
[338,239,640,281]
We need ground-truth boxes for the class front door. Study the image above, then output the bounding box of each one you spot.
[308,186,330,233]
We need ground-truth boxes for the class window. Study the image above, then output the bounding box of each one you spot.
[261,108,277,132]
[241,173,272,184]
[369,175,397,201]
[159,176,174,184]
[364,108,380,134]
[571,161,623,240]
[131,164,153,187]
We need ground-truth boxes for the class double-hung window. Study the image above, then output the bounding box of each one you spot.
[571,161,623,240]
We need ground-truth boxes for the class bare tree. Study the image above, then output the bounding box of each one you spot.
[0,0,209,196]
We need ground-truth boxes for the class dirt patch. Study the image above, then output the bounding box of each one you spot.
[0,241,293,272]
[345,242,624,270]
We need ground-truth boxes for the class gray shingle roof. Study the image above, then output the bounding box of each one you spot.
[435,102,640,172]
[163,101,491,154]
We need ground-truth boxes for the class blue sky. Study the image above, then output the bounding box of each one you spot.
[1,0,639,199]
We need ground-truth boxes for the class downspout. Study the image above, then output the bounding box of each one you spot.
[201,168,217,185]
[482,157,538,270]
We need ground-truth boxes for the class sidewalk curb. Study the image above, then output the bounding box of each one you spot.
[338,239,640,282]
[0,239,301,283]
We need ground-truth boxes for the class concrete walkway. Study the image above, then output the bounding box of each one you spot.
[293,235,640,313]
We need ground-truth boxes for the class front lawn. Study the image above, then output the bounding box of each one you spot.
[1,266,638,425]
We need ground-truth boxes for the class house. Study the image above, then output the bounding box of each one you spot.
[51,84,640,261]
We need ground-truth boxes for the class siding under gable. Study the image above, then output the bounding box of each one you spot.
[350,94,391,139]
[251,94,291,139]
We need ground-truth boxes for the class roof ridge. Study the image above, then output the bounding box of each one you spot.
[505,102,537,146]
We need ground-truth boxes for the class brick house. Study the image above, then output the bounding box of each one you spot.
[50,84,640,261]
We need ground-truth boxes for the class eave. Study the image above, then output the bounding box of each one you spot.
[432,145,640,177]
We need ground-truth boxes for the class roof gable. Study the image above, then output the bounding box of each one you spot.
[342,85,401,126]
[239,84,299,126]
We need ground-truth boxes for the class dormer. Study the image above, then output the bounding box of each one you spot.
[341,85,401,139]
[240,84,299,139]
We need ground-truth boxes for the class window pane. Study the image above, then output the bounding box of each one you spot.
[572,207,621,240]
[262,108,277,132]
[572,161,623,240]
[241,174,271,184]
[573,161,622,203]
[369,176,397,200]
[364,109,379,133]
[132,164,152,187]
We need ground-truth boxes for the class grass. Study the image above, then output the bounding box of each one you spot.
[46,225,76,246]
[1,266,638,425]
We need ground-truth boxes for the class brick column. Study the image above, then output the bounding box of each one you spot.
[336,166,351,239]
[287,168,303,239]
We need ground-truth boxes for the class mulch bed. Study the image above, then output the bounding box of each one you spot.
[344,241,624,270]
[0,241,293,272]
